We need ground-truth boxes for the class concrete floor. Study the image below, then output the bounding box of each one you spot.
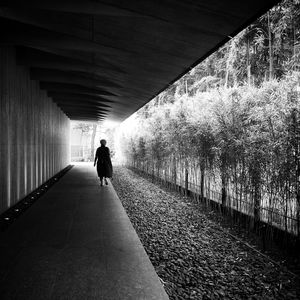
[0,163,169,300]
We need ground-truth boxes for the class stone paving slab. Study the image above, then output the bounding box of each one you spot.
[0,163,169,300]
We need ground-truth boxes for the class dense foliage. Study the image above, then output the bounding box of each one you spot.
[118,0,300,235]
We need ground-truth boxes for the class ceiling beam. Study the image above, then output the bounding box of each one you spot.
[31,68,121,88]
[65,112,105,117]
[62,112,107,118]
[40,82,117,97]
[30,68,122,89]
[0,0,244,37]
[69,118,103,121]
[52,101,111,111]
[0,15,198,71]
[66,116,103,121]
[48,92,114,104]
[20,47,126,75]
[0,0,143,17]
[0,17,135,57]
[0,8,222,63]
[60,108,107,115]
[50,101,111,110]
[16,47,124,79]
[58,108,108,116]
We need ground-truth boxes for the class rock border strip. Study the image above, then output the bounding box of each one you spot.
[112,166,300,300]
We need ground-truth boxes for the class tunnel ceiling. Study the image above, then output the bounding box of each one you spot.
[0,0,280,122]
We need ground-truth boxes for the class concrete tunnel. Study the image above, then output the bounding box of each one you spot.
[0,0,282,298]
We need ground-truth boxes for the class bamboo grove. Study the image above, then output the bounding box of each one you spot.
[117,0,300,239]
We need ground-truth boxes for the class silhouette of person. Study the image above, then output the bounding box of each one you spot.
[94,139,113,186]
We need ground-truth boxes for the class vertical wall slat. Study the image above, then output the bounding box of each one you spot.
[0,46,70,214]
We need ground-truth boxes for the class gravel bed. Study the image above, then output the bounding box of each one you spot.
[112,166,299,300]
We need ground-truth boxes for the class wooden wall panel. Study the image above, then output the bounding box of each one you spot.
[0,46,70,213]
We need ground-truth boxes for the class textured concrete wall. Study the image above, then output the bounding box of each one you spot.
[0,46,70,214]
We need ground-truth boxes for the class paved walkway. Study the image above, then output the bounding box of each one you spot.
[0,163,168,300]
